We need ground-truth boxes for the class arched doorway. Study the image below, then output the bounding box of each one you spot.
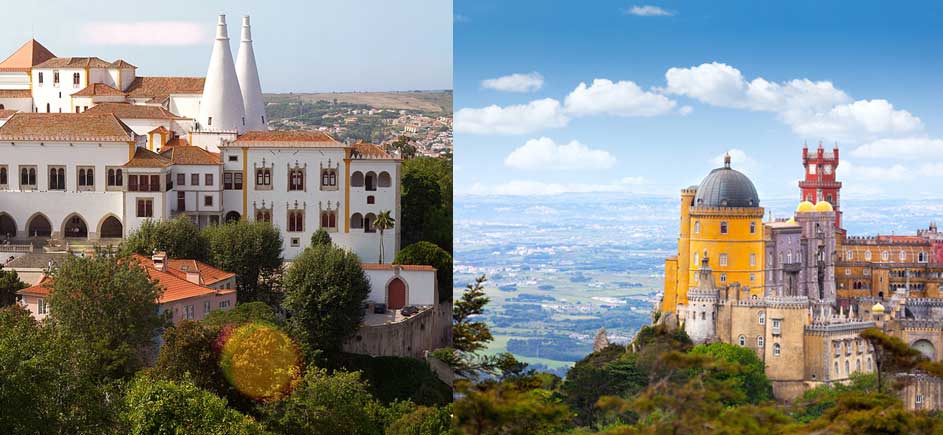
[0,213,16,238]
[387,277,406,310]
[27,214,52,237]
[224,211,241,223]
[99,216,123,238]
[63,214,88,239]
[914,339,936,361]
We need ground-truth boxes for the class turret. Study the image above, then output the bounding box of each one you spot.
[235,15,267,131]
[197,14,246,134]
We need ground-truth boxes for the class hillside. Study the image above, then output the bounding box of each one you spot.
[264,90,452,114]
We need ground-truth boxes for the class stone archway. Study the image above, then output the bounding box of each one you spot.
[387,277,407,310]
[224,211,241,223]
[913,339,936,361]
[0,213,16,238]
[99,215,123,238]
[26,214,52,237]
[62,214,88,239]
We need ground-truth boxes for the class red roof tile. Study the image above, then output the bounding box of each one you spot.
[231,130,342,148]
[0,113,137,142]
[124,147,172,168]
[84,102,185,120]
[34,57,112,69]
[72,83,126,97]
[0,89,31,98]
[159,145,221,165]
[125,77,205,99]
[17,275,53,296]
[0,39,56,72]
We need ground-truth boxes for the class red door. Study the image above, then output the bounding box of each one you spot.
[387,278,406,310]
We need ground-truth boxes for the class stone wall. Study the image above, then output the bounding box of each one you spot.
[343,301,452,359]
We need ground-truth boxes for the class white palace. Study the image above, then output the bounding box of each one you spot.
[0,15,400,261]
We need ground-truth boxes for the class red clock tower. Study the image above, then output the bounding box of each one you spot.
[799,143,842,229]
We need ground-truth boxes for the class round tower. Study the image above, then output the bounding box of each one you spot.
[236,15,267,131]
[197,15,246,134]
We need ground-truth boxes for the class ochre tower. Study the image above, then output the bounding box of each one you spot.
[661,154,766,313]
[799,143,842,230]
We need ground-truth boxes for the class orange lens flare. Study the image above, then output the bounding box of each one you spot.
[219,322,302,401]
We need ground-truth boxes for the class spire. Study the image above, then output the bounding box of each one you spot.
[723,152,731,168]
[197,14,246,134]
[235,15,267,131]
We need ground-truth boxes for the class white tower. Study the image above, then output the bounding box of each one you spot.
[235,15,267,131]
[197,14,246,134]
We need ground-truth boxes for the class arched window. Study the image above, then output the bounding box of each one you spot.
[834,361,839,374]
[919,252,929,263]
[865,250,872,261]
[365,172,377,191]
[46,103,50,113]
[49,167,65,190]
[786,251,792,263]
[350,213,364,229]
[738,335,745,346]
[0,166,6,185]
[845,360,850,375]
[693,252,699,265]
[750,221,756,234]
[255,210,271,223]
[720,221,728,234]
[694,221,700,234]
[882,251,889,261]
[320,211,337,229]
[364,213,376,233]
[108,168,123,187]
[719,272,727,283]
[288,168,304,191]
[72,72,80,86]
[378,171,392,187]
[758,312,766,325]
[773,343,781,357]
[351,171,364,187]
[856,359,861,372]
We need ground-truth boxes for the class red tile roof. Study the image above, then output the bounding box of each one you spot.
[160,145,221,165]
[34,56,112,69]
[0,109,17,119]
[231,130,342,148]
[125,77,205,99]
[71,83,126,97]
[130,254,235,303]
[124,147,172,168]
[18,275,53,296]
[84,102,185,120]
[0,89,31,98]
[0,39,56,72]
[109,59,136,69]
[148,126,170,135]
[351,141,393,159]
[0,113,137,142]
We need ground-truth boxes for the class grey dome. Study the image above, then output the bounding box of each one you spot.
[693,159,759,208]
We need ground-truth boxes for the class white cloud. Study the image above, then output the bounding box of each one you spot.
[664,62,922,140]
[852,137,943,160]
[710,148,757,173]
[564,79,677,117]
[504,137,616,170]
[838,160,913,182]
[624,5,675,16]
[482,72,544,93]
[466,178,645,196]
[82,21,207,46]
[455,98,568,135]
[918,163,943,176]
[679,105,694,116]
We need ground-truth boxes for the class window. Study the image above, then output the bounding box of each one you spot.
[255,209,271,223]
[191,174,199,186]
[289,168,305,191]
[720,221,728,234]
[366,195,375,205]
[865,250,872,261]
[786,251,793,263]
[867,358,872,371]
[738,335,745,346]
[694,221,700,234]
[184,304,194,320]
[365,172,377,191]
[882,251,889,261]
[176,173,186,186]
[919,252,929,263]
[846,250,853,260]
[208,116,212,126]
[228,155,238,162]
[290,237,301,247]
[53,70,59,86]
[750,221,756,234]
[128,175,160,192]
[19,166,36,189]
[694,252,699,265]
[177,191,186,211]
[203,301,211,314]
[845,360,850,375]
[77,166,94,190]
[219,300,231,309]
[320,168,337,189]
[719,273,727,283]
[107,168,123,189]
[756,336,765,347]
[750,272,755,282]
[37,298,47,315]
[750,253,756,267]
[136,199,153,217]
[72,72,80,87]
[75,106,80,113]
[917,394,924,405]
[287,210,304,232]
[845,269,851,276]
[204,195,213,207]
[38,72,43,85]
[758,312,766,325]
[224,171,243,190]
[255,168,272,188]
[773,343,781,357]
[205,173,214,186]
[320,211,337,230]
[719,253,728,267]
[900,251,907,261]
[808,163,816,174]
[48,166,66,190]
[772,319,781,335]
[0,165,7,187]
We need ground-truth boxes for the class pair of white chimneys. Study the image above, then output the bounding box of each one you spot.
[197,14,266,133]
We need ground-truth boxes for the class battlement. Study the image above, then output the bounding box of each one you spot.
[844,235,930,246]
[806,320,875,333]
[688,206,765,217]
[898,319,943,330]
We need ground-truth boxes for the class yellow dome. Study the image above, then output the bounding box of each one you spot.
[786,217,796,224]
[814,201,834,212]
[796,201,815,213]
[872,302,885,314]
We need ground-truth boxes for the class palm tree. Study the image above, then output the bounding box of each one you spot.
[374,210,395,263]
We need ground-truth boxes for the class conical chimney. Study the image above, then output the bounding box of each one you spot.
[236,15,267,131]
[197,14,246,133]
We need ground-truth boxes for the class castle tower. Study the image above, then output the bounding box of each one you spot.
[235,15,267,131]
[197,15,246,134]
[685,255,719,344]
[799,143,842,229]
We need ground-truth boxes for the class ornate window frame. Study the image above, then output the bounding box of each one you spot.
[286,200,305,233]
[319,201,339,232]
[288,161,307,192]
[76,165,95,191]
[254,158,273,191]
[253,201,273,223]
[319,160,339,191]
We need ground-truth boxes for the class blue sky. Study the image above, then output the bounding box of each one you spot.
[454,0,943,201]
[0,0,452,92]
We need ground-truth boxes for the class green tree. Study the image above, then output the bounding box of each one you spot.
[202,300,283,331]
[560,345,646,427]
[386,404,453,435]
[390,135,418,160]
[310,228,333,247]
[283,243,370,354]
[263,368,385,435]
[394,241,453,303]
[374,210,396,264]
[0,264,27,307]
[49,253,168,380]
[689,342,773,405]
[153,320,223,393]
[452,275,492,353]
[123,375,269,435]
[860,328,926,393]
[401,157,452,254]
[203,221,284,305]
[121,217,209,260]
[453,376,571,435]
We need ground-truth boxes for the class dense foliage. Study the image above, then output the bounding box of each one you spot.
[204,221,284,305]
[400,157,452,254]
[121,217,209,260]
[0,264,27,307]
[394,241,454,303]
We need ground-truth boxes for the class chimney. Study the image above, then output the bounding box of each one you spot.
[152,251,167,272]
[180,262,202,284]
[197,14,246,135]
[235,15,267,131]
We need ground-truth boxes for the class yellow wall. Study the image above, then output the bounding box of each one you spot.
[687,208,766,301]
